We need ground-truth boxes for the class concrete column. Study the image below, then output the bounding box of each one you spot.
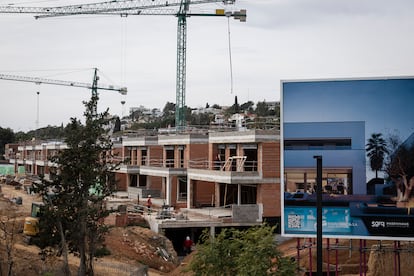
[166,176,172,205]
[215,183,220,207]
[187,178,192,209]
[210,225,215,239]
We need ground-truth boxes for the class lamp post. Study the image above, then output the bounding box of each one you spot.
[35,91,40,138]
[314,155,323,276]
[121,100,126,118]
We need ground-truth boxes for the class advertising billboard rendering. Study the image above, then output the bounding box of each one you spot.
[281,77,414,240]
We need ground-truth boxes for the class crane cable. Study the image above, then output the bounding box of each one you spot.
[227,16,234,94]
[121,16,127,88]
[121,16,128,118]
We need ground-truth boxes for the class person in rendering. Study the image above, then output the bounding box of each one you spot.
[183,236,193,255]
[146,195,152,214]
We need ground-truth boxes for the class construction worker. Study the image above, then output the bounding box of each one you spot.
[146,195,152,214]
[183,236,193,255]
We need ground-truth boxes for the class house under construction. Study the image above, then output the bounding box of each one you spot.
[5,126,281,251]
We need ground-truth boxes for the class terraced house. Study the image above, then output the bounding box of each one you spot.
[5,128,282,237]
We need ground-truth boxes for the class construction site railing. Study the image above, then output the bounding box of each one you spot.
[188,158,258,172]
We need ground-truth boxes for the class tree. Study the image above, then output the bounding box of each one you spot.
[240,101,254,113]
[162,101,176,115]
[385,134,414,201]
[113,116,121,133]
[224,96,241,117]
[255,101,270,117]
[187,224,296,276]
[0,127,15,159]
[34,94,119,276]
[366,133,388,178]
[189,112,213,126]
[0,201,19,276]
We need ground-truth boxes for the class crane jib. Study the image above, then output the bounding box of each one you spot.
[0,73,127,95]
[0,0,245,131]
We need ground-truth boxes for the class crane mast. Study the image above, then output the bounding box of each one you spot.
[0,0,246,131]
[176,0,189,130]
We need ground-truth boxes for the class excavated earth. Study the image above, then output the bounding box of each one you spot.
[1,182,414,276]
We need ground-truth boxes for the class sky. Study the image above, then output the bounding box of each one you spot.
[282,78,414,181]
[1,0,414,132]
[282,78,414,143]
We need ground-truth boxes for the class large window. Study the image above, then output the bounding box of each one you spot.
[178,146,185,168]
[219,183,257,205]
[140,148,147,165]
[284,169,352,195]
[243,144,258,171]
[178,177,187,201]
[284,139,351,150]
[165,146,174,168]
[129,174,138,187]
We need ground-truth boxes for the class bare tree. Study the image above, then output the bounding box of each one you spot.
[0,201,19,276]
[385,134,414,202]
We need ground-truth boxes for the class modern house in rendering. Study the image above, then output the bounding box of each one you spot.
[283,121,366,195]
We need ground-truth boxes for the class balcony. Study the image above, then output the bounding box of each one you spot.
[187,157,261,184]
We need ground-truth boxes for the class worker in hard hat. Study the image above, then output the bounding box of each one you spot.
[183,236,193,255]
[146,195,152,214]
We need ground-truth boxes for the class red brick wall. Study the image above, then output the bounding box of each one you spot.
[170,176,178,206]
[149,176,163,190]
[115,172,128,191]
[188,144,209,160]
[194,180,215,207]
[150,146,163,160]
[258,183,281,217]
[261,141,280,178]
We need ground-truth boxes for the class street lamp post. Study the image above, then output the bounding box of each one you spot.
[36,91,40,137]
[314,155,323,276]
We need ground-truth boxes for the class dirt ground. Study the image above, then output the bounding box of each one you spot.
[1,182,413,276]
[0,183,180,276]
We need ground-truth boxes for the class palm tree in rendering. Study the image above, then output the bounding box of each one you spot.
[366,133,388,178]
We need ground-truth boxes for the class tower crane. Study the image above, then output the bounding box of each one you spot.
[0,68,127,115]
[0,0,246,131]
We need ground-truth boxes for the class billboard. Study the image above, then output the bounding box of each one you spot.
[281,77,414,240]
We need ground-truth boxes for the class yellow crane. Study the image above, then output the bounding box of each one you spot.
[0,0,246,130]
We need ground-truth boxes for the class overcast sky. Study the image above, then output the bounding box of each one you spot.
[1,0,414,132]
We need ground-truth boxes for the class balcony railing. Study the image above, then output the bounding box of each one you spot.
[114,156,260,172]
[188,157,258,172]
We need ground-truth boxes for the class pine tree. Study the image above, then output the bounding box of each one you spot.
[34,94,119,276]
